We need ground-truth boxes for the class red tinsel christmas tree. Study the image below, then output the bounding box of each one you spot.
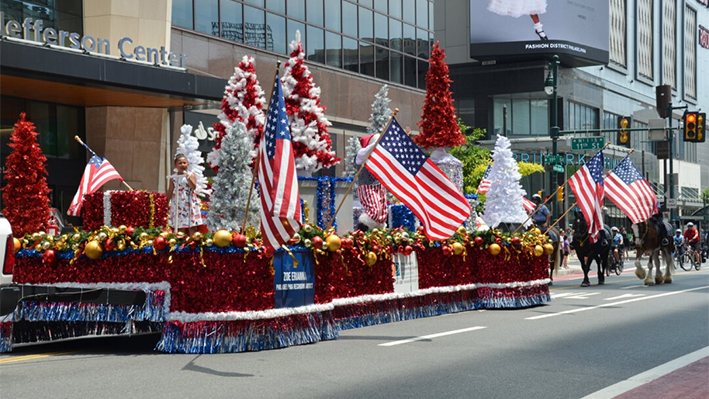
[1,113,51,237]
[282,30,340,174]
[414,42,466,150]
[208,55,266,172]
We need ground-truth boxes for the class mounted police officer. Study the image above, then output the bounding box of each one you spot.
[531,194,550,229]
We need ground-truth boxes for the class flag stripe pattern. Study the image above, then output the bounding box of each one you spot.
[365,118,470,240]
[357,184,387,223]
[258,72,301,251]
[67,155,123,216]
[477,164,492,194]
[605,156,658,224]
[522,196,536,212]
[568,150,604,243]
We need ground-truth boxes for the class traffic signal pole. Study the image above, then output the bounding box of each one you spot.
[669,103,675,225]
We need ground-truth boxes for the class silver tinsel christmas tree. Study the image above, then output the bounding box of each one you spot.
[207,122,260,231]
[367,84,392,136]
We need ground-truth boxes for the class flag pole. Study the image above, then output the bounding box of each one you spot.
[242,60,281,234]
[513,142,612,234]
[324,108,399,232]
[74,135,133,191]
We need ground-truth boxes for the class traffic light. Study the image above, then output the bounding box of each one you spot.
[697,113,706,142]
[557,185,564,202]
[617,116,631,147]
[537,190,544,199]
[684,112,698,141]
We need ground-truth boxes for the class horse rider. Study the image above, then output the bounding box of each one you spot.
[673,229,684,256]
[684,222,701,265]
[611,226,623,265]
[649,212,670,246]
[531,194,550,229]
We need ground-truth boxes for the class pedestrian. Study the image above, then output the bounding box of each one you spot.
[560,230,570,269]
[620,227,629,261]
[166,153,206,236]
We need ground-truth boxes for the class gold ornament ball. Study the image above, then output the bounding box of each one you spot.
[85,240,104,260]
[213,230,233,248]
[304,239,312,248]
[13,238,21,253]
[303,225,312,233]
[139,232,149,241]
[42,241,51,250]
[205,238,213,247]
[98,232,107,241]
[169,238,177,246]
[456,226,467,236]
[533,228,542,235]
[543,243,554,255]
[118,225,127,233]
[534,245,544,257]
[72,233,81,241]
[117,240,126,251]
[365,251,378,266]
[192,232,203,241]
[291,233,301,243]
[326,235,341,252]
[452,242,465,255]
[488,243,501,256]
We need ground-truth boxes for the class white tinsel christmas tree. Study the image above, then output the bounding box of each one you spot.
[175,124,210,196]
[207,121,260,231]
[481,135,531,230]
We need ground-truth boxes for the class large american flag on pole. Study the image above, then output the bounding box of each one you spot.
[568,150,605,243]
[477,163,492,194]
[67,155,123,216]
[258,72,301,251]
[522,196,536,212]
[365,118,470,240]
[605,156,658,224]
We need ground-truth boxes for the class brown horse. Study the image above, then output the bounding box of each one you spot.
[631,218,674,285]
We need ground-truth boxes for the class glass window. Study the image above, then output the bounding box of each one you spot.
[245,0,264,7]
[288,0,306,21]
[493,99,512,136]
[306,0,324,26]
[374,12,388,46]
[180,2,200,30]
[684,5,697,99]
[343,36,359,72]
[417,59,427,89]
[375,47,389,80]
[360,41,375,77]
[403,0,415,24]
[530,100,549,136]
[390,18,402,51]
[416,0,427,28]
[307,25,325,63]
[512,99,531,135]
[325,0,341,31]
[661,0,676,88]
[403,23,415,55]
[359,0,373,8]
[389,0,402,19]
[636,0,653,80]
[221,1,243,43]
[374,0,387,13]
[404,55,416,87]
[288,19,306,51]
[609,0,626,67]
[244,6,266,48]
[417,28,428,58]
[457,99,475,129]
[195,0,219,36]
[359,7,373,41]
[568,102,599,131]
[266,0,285,14]
[325,31,342,68]
[429,1,433,30]
[342,1,357,37]
[267,12,286,54]
[390,51,403,83]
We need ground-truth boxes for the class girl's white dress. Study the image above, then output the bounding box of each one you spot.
[170,174,205,229]
[488,0,547,18]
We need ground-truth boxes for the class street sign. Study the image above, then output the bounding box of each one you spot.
[571,136,604,151]
[544,154,564,165]
[552,165,564,173]
[667,198,677,209]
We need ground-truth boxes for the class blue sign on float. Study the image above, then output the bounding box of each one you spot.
[273,250,315,308]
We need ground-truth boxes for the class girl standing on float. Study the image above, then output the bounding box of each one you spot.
[166,154,205,235]
[487,0,549,40]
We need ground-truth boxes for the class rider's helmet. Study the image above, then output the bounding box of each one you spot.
[687,222,694,227]
[611,226,618,231]
[532,194,541,200]
[676,229,682,234]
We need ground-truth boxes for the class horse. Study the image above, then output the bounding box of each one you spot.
[631,218,673,285]
[570,211,610,287]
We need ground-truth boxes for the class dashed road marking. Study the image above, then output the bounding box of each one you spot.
[379,326,487,347]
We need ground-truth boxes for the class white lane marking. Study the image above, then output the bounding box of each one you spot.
[621,285,648,289]
[604,293,645,301]
[526,285,709,320]
[551,292,601,299]
[378,326,487,347]
[580,346,709,399]
[566,292,602,299]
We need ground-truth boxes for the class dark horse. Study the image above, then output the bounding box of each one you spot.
[570,211,610,287]
[631,217,674,285]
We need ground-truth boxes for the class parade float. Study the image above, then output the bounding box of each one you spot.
[0,37,552,354]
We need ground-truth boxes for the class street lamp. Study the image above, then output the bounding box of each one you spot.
[545,55,560,219]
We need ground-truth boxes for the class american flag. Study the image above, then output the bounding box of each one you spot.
[605,156,658,224]
[477,164,492,194]
[568,150,605,243]
[258,72,301,251]
[365,118,470,240]
[67,155,123,216]
[522,196,536,212]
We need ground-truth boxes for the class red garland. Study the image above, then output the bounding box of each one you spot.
[82,191,168,231]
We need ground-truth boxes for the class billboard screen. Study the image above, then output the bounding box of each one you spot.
[469,0,609,67]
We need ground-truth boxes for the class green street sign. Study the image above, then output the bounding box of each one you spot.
[544,154,564,165]
[571,136,604,151]
[552,164,564,173]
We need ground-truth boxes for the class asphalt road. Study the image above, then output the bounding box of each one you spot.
[1,264,707,399]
